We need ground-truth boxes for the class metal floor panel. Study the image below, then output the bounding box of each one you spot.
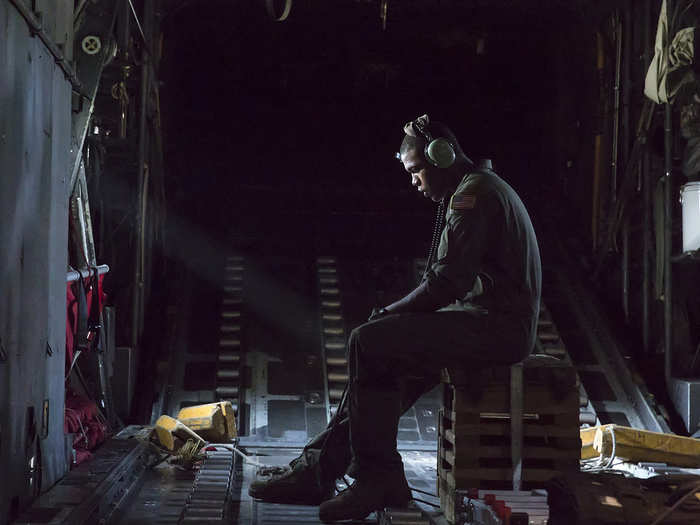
[16,436,157,525]
[238,448,441,524]
[241,256,326,445]
[244,350,326,447]
[243,351,440,450]
[117,465,196,524]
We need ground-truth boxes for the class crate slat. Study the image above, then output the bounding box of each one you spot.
[445,386,579,415]
[442,444,581,463]
[444,413,580,436]
[440,466,573,486]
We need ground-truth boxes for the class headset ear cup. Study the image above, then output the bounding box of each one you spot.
[425,138,456,168]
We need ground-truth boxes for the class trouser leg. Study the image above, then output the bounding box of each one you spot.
[345,323,415,479]
[300,419,351,484]
[303,375,436,483]
[343,310,526,480]
[346,382,403,478]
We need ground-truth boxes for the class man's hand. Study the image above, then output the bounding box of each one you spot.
[367,307,389,322]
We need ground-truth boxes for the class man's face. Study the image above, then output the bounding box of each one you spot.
[400,147,446,202]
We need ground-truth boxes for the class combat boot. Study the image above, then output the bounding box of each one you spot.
[248,454,335,505]
[318,473,411,522]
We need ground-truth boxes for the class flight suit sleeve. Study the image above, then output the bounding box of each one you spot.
[425,190,499,302]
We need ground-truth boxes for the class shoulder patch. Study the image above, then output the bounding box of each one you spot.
[451,193,476,210]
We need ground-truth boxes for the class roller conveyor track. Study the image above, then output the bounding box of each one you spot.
[317,256,349,419]
[535,303,598,425]
[215,255,246,423]
[180,450,235,523]
[544,266,670,433]
[163,255,246,423]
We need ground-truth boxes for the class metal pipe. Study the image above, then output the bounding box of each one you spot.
[69,188,89,266]
[139,0,155,338]
[78,169,97,264]
[622,2,632,166]
[623,219,630,322]
[119,0,131,55]
[664,0,675,390]
[621,3,632,323]
[67,265,110,283]
[642,0,652,354]
[138,165,149,336]
[664,100,673,386]
[8,0,84,93]
[611,10,623,204]
[642,153,651,349]
[127,0,148,48]
[132,0,151,349]
[593,32,605,250]
[118,0,131,140]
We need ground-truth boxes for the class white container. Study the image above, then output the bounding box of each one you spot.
[681,182,700,252]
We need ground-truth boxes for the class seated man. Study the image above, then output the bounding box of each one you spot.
[249,115,542,523]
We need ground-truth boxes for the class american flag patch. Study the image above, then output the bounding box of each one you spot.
[451,193,476,210]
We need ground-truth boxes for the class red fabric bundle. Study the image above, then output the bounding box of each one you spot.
[65,274,105,371]
[64,389,107,465]
[64,274,108,467]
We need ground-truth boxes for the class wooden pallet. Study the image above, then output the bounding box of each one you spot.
[438,357,581,498]
[438,409,580,484]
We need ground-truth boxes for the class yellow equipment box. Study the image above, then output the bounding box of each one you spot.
[581,424,700,467]
[154,414,205,451]
[177,401,237,442]
[580,426,598,460]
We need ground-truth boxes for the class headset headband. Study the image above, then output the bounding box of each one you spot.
[411,115,434,144]
[401,114,456,169]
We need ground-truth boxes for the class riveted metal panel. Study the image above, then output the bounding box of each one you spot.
[0,2,72,523]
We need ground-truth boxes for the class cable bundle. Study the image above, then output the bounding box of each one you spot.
[421,198,446,282]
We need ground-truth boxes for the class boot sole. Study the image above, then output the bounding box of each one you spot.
[319,509,371,523]
[248,486,333,505]
[318,495,411,522]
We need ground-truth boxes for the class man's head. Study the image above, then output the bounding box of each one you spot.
[398,117,468,202]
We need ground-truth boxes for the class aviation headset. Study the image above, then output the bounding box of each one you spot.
[405,114,457,169]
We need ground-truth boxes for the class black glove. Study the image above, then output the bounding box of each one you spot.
[368,307,389,322]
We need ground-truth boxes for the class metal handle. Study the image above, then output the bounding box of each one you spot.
[67,264,109,283]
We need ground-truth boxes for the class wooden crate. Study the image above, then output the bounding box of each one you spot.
[438,356,581,496]
[438,309,579,523]
[438,409,580,489]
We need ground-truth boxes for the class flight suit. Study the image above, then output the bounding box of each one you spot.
[301,167,542,486]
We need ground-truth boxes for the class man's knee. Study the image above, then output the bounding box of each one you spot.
[347,321,386,372]
[348,325,363,348]
[347,320,375,351]
[347,320,384,357]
